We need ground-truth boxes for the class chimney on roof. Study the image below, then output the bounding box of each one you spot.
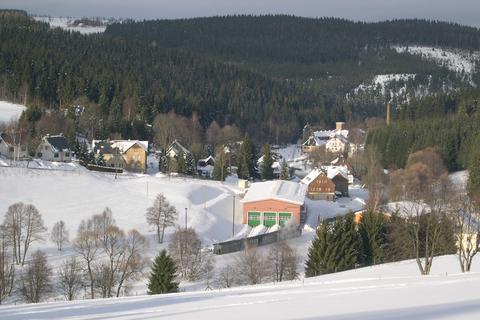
[336,122,345,131]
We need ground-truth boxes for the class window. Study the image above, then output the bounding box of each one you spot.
[37,152,42,157]
[65,152,70,157]
[54,153,59,158]
[247,212,261,227]
[44,146,48,151]
[279,212,292,226]
[9,147,14,152]
[263,212,277,227]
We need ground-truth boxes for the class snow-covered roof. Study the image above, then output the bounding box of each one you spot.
[303,129,349,147]
[167,139,190,155]
[112,140,148,153]
[300,168,326,185]
[325,166,349,180]
[92,140,148,154]
[241,180,306,205]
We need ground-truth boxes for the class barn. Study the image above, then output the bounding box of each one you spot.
[241,180,307,228]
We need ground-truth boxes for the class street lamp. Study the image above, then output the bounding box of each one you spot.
[185,207,188,230]
[232,194,236,237]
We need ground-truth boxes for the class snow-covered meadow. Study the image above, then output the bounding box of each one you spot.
[1,255,480,319]
[0,101,26,123]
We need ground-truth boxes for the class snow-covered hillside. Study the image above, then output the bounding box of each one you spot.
[0,101,26,123]
[0,165,243,245]
[33,16,108,34]
[394,45,479,75]
[1,255,480,319]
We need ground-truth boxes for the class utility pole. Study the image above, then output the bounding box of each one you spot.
[232,194,236,237]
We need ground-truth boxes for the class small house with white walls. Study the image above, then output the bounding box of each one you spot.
[36,134,71,162]
[0,132,28,160]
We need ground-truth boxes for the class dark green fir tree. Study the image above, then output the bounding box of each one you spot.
[147,250,179,295]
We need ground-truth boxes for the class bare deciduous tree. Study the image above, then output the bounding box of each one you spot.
[0,225,14,304]
[235,246,269,285]
[74,219,100,299]
[50,220,69,251]
[392,150,454,275]
[102,225,125,298]
[58,257,84,301]
[21,250,52,303]
[168,227,212,281]
[451,193,480,272]
[146,194,177,243]
[115,229,148,297]
[214,265,235,289]
[268,241,299,282]
[3,202,47,265]
[92,208,116,246]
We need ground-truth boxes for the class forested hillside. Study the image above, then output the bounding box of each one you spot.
[1,13,480,145]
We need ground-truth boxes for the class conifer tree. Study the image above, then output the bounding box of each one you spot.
[147,250,179,295]
[185,152,196,176]
[305,221,334,277]
[468,140,480,203]
[159,155,169,173]
[213,151,228,181]
[359,210,386,266]
[260,144,274,180]
[305,214,359,277]
[280,159,289,180]
[237,135,256,179]
[176,151,186,174]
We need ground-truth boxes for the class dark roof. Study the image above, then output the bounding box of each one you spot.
[93,140,115,154]
[0,132,12,144]
[46,135,70,151]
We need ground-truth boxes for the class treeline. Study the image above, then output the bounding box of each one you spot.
[0,15,325,143]
[106,16,480,67]
[366,87,480,171]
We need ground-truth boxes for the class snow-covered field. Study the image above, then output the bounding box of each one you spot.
[0,165,243,245]
[394,45,479,75]
[0,101,26,123]
[33,16,107,34]
[1,254,480,319]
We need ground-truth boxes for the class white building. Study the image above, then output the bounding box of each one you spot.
[36,134,72,162]
[0,132,28,160]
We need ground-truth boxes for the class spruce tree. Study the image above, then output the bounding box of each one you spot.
[305,221,335,277]
[237,135,256,179]
[147,250,179,295]
[359,210,386,266]
[468,140,480,203]
[185,153,196,176]
[176,151,186,174]
[213,151,228,181]
[159,155,169,173]
[260,144,274,180]
[280,159,289,180]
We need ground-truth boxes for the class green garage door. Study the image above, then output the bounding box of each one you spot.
[263,212,277,227]
[248,212,261,227]
[279,212,292,226]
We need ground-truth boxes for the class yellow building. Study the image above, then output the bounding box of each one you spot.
[92,140,148,173]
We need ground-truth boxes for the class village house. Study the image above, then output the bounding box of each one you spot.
[257,153,282,178]
[36,134,72,162]
[325,134,349,154]
[0,132,28,160]
[300,169,336,201]
[166,139,190,159]
[302,122,349,153]
[241,180,307,227]
[197,155,215,177]
[92,140,148,173]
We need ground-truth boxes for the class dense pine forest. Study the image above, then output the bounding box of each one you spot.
[1,12,480,147]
